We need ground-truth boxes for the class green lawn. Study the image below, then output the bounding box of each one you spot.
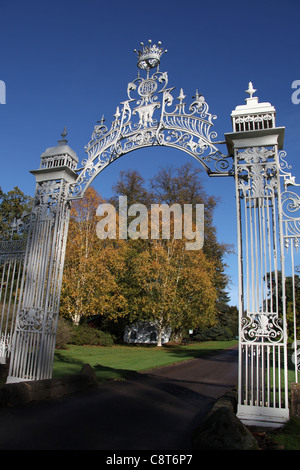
[53,340,237,382]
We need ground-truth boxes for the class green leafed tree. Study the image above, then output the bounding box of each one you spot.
[0,186,33,237]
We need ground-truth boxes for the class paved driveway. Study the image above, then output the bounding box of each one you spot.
[0,347,238,450]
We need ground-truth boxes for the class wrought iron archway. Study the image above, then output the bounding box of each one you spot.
[69,44,232,201]
[1,41,299,428]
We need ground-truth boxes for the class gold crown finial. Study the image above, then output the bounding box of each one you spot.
[134,40,167,70]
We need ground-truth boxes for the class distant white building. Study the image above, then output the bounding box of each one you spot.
[123,321,172,345]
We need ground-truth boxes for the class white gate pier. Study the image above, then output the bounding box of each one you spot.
[226,85,289,426]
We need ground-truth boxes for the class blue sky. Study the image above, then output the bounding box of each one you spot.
[1,0,300,306]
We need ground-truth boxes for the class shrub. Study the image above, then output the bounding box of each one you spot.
[193,325,234,342]
[70,325,115,346]
[55,317,73,349]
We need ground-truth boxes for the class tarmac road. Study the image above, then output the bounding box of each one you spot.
[0,346,238,450]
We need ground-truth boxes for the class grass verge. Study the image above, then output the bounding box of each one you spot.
[53,340,237,382]
[271,417,300,450]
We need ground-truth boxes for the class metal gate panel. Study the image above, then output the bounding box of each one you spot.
[234,145,289,426]
[7,180,72,382]
[0,239,27,364]
[280,150,300,384]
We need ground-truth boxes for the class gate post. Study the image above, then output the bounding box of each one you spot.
[225,84,289,426]
[7,130,78,382]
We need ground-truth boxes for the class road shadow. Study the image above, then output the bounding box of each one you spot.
[157,343,238,363]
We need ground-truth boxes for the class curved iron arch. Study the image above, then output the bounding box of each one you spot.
[69,69,233,200]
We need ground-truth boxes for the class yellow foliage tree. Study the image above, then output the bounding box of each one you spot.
[60,187,127,324]
[127,236,217,346]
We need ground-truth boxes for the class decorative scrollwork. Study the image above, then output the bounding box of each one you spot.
[16,307,57,335]
[241,312,284,343]
[278,150,300,242]
[236,147,278,198]
[17,307,45,332]
[240,147,274,163]
[281,190,300,219]
[70,67,232,199]
[279,150,300,189]
[33,180,69,221]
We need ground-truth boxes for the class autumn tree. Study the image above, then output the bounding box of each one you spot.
[126,238,217,346]
[149,162,232,308]
[60,162,234,344]
[60,187,127,325]
[111,162,231,344]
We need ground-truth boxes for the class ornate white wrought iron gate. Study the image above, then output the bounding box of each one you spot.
[0,42,298,427]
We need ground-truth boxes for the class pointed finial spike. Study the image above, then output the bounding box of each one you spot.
[61,126,67,139]
[114,107,121,120]
[96,114,106,125]
[57,126,68,145]
[245,82,257,98]
[177,88,186,102]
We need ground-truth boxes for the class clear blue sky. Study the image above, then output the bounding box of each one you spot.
[1,0,300,306]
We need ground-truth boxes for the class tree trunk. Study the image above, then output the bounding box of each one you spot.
[157,325,163,347]
[73,313,81,325]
